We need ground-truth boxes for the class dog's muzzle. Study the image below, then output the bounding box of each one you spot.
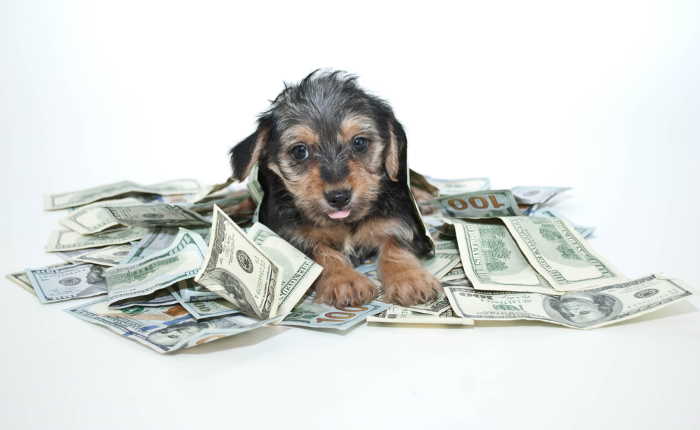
[324,189,352,219]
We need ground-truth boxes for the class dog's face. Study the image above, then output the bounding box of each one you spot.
[231,71,406,226]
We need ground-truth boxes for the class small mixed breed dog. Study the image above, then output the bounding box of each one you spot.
[230,70,439,308]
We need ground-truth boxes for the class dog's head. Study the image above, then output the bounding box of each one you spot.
[230,70,406,225]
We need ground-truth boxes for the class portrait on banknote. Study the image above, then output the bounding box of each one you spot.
[544,293,621,327]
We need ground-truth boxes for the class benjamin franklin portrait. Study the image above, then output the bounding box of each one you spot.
[544,292,621,328]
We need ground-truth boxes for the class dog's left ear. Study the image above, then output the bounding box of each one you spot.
[385,117,406,182]
[230,116,272,181]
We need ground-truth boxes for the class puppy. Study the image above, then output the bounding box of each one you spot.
[230,70,439,308]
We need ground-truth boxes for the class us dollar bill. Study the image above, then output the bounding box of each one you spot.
[281,294,389,330]
[436,189,521,218]
[440,265,467,282]
[194,206,282,320]
[512,186,571,206]
[169,287,240,320]
[421,240,462,280]
[46,227,149,252]
[61,201,208,235]
[530,207,595,238]
[425,176,491,195]
[499,216,625,291]
[66,298,275,353]
[45,178,201,211]
[59,197,143,234]
[172,279,220,302]
[108,289,179,309]
[367,305,474,326]
[73,244,132,266]
[444,274,692,329]
[26,263,107,303]
[185,192,253,221]
[246,222,323,317]
[405,289,454,315]
[105,228,208,306]
[104,204,210,228]
[54,248,94,262]
[6,271,36,295]
[452,219,562,294]
[122,227,178,264]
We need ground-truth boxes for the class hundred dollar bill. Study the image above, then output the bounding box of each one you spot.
[54,248,95,262]
[173,279,220,302]
[61,202,208,235]
[425,176,491,196]
[440,265,466,282]
[530,207,595,238]
[6,272,36,295]
[512,186,571,206]
[247,222,323,317]
[421,240,461,280]
[452,219,562,294]
[59,197,144,234]
[122,227,178,264]
[66,298,274,353]
[281,294,389,330]
[26,263,107,303]
[499,216,625,291]
[73,244,132,266]
[444,274,692,329]
[44,178,201,210]
[185,190,251,214]
[367,305,474,326]
[195,206,282,319]
[109,289,178,309]
[46,227,149,252]
[169,287,240,320]
[104,204,210,228]
[436,189,521,218]
[105,228,207,306]
[405,289,453,315]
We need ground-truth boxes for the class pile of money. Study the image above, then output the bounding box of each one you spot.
[5,174,693,354]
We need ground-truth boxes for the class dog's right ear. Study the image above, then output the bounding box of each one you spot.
[230,117,272,181]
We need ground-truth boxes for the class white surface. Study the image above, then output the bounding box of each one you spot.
[2,1,699,429]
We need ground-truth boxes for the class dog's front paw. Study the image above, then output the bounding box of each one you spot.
[314,269,377,308]
[382,267,441,306]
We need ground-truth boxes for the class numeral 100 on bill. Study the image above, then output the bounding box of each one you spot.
[446,194,505,210]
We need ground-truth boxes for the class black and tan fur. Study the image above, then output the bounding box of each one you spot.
[230,70,439,307]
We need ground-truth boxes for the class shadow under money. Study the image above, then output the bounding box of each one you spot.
[179,325,290,355]
[366,322,474,330]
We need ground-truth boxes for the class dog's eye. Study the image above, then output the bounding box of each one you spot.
[352,136,369,153]
[290,144,309,161]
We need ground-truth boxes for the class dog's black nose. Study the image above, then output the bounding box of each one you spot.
[324,189,352,209]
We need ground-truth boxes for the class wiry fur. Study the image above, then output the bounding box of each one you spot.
[230,70,438,307]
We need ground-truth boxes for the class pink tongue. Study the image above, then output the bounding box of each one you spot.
[328,210,351,219]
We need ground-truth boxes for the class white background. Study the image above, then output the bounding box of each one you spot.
[2,1,699,429]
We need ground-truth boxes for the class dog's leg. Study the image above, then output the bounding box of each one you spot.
[312,244,377,307]
[378,239,441,306]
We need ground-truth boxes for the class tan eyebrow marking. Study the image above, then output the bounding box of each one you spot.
[340,115,377,142]
[281,124,319,146]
